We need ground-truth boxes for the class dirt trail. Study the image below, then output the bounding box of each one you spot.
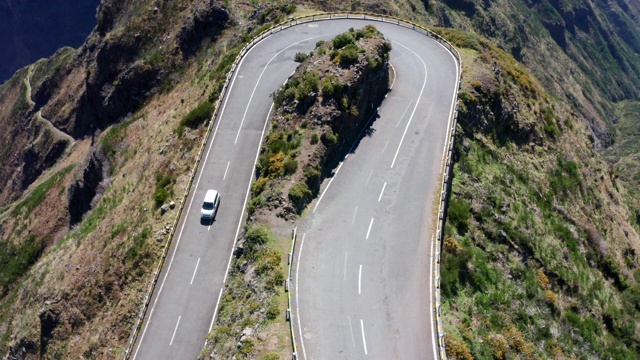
[24,64,76,146]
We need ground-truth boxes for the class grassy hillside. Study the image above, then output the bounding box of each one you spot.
[439,29,640,359]
[604,100,640,194]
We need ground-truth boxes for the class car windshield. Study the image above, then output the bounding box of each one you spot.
[202,202,214,210]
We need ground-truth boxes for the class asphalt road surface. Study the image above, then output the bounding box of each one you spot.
[132,18,458,360]
[292,21,459,360]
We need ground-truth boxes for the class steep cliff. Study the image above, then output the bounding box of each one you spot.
[438,29,640,358]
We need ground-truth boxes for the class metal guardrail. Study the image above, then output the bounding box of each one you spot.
[287,227,299,360]
[122,11,462,360]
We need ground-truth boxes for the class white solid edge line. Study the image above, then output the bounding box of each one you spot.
[190,258,200,285]
[360,319,368,355]
[358,264,362,295]
[389,62,397,89]
[366,218,374,240]
[132,47,232,357]
[209,288,223,332]
[390,41,428,169]
[210,35,318,333]
[233,35,312,144]
[430,37,461,360]
[430,240,436,357]
[378,182,386,202]
[210,104,273,330]
[170,316,181,346]
[313,108,379,213]
[296,233,308,360]
[312,161,343,213]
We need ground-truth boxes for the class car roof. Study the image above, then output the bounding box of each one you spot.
[204,189,219,202]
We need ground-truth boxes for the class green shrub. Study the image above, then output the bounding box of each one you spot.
[447,195,471,234]
[297,70,319,99]
[381,40,392,54]
[266,296,280,320]
[0,235,44,294]
[322,132,339,147]
[125,227,150,263]
[289,182,312,212]
[245,225,273,253]
[304,165,321,188]
[315,40,325,48]
[247,195,266,216]
[154,173,175,208]
[542,106,560,138]
[267,131,300,155]
[145,52,162,65]
[284,158,298,175]
[321,76,343,97]
[333,32,355,49]
[294,52,308,62]
[180,101,213,129]
[338,44,360,65]
[154,188,169,208]
[549,156,581,198]
[310,133,319,144]
[251,177,268,195]
[175,125,185,137]
[283,4,296,14]
[329,49,340,61]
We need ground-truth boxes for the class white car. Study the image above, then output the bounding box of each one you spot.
[201,189,220,220]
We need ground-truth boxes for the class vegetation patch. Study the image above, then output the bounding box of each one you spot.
[441,36,640,358]
[11,165,75,218]
[153,173,176,208]
[0,235,44,295]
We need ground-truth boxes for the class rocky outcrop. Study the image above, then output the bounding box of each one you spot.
[67,149,108,226]
[177,0,230,57]
[4,339,37,360]
[263,26,391,214]
[38,307,60,357]
[0,0,231,205]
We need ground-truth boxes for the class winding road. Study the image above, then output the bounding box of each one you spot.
[131,17,459,360]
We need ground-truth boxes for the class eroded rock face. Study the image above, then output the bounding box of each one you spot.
[177,0,230,57]
[0,0,231,206]
[68,149,108,226]
[4,338,37,360]
[38,307,60,357]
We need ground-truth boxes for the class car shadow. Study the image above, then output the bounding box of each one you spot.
[200,217,214,226]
